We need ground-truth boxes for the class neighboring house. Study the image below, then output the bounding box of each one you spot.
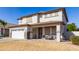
[9,8,68,42]
[0,23,15,37]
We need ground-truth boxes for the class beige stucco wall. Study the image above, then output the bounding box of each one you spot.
[56,24,67,42]
[63,14,67,24]
[56,24,61,42]
[40,11,63,23]
[31,15,38,24]
[18,15,38,24]
[18,17,32,24]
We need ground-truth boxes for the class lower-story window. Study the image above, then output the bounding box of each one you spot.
[45,27,50,35]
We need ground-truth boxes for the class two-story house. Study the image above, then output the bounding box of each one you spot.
[9,8,68,42]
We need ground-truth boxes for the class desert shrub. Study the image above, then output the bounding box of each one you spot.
[70,36,79,45]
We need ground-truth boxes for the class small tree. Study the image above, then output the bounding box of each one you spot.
[67,23,76,31]
[0,19,7,37]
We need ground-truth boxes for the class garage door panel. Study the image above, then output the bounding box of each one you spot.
[12,30,24,39]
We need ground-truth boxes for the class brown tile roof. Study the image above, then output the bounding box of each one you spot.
[8,21,64,28]
[8,24,31,28]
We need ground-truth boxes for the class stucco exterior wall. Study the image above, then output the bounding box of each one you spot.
[56,22,67,40]
[56,24,67,42]
[18,17,32,24]
[31,15,38,24]
[63,14,67,24]
[18,15,38,24]
[40,11,63,23]
[56,24,61,42]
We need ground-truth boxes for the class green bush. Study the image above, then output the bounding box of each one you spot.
[70,36,79,45]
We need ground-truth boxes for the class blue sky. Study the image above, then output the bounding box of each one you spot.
[0,7,79,27]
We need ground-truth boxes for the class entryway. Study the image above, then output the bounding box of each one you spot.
[38,27,42,39]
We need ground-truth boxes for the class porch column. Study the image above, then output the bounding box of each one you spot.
[24,27,28,39]
[56,25,61,42]
[9,29,11,38]
[30,28,33,39]
[42,27,45,38]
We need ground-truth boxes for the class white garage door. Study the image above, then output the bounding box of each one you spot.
[12,30,24,39]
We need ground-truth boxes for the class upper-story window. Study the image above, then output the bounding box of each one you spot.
[51,12,58,17]
[26,20,32,24]
[20,17,32,24]
[45,14,51,18]
[39,12,59,19]
[45,12,58,18]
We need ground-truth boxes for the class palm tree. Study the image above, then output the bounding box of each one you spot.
[0,19,7,37]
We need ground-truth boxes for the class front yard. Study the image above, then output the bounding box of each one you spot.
[0,39,79,51]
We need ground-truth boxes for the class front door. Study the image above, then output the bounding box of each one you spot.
[38,27,42,39]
